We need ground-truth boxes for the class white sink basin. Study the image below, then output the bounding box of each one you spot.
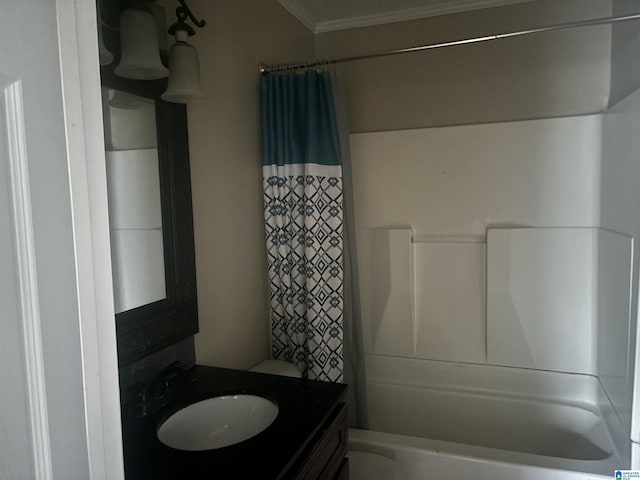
[157,394,279,451]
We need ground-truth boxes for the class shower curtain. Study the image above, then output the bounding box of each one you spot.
[261,70,344,382]
[261,69,367,426]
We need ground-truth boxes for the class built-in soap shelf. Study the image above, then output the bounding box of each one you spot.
[412,234,485,244]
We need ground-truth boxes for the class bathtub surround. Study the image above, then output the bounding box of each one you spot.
[347,87,640,472]
[487,227,633,378]
[352,115,603,363]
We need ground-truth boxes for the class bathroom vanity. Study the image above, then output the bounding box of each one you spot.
[121,365,348,479]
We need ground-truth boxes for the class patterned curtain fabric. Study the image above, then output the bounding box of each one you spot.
[260,71,344,382]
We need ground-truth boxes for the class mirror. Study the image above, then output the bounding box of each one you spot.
[103,89,166,313]
[100,68,198,367]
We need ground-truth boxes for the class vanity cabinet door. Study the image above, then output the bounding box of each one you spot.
[293,403,348,480]
[333,458,349,480]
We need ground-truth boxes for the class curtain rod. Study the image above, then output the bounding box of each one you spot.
[259,12,640,76]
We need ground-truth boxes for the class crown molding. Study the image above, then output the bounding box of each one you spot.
[279,0,532,34]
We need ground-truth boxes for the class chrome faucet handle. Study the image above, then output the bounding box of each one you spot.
[148,362,196,395]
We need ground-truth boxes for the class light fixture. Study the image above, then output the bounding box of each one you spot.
[115,5,169,80]
[161,0,206,104]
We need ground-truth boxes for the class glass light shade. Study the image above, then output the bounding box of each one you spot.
[115,8,169,80]
[161,41,205,103]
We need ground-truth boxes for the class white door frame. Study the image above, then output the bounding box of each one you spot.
[55,0,124,478]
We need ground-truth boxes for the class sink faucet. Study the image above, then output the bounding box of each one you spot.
[127,362,196,417]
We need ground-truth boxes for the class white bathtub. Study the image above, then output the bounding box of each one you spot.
[350,355,626,479]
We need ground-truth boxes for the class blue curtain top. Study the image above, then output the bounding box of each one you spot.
[261,70,341,167]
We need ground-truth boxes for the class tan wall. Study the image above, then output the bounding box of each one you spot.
[610,0,640,106]
[164,0,314,369]
[315,0,612,132]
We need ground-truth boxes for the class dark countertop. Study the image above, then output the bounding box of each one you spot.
[121,365,347,479]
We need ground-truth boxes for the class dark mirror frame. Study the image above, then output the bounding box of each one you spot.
[100,67,198,367]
